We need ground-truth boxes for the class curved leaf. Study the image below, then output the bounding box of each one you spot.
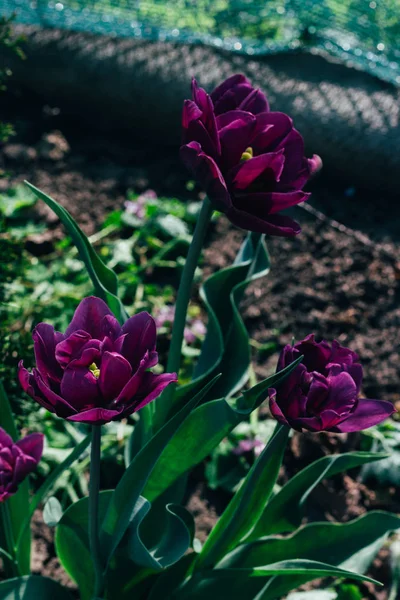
[194,424,289,571]
[24,181,127,322]
[0,576,73,600]
[246,451,389,539]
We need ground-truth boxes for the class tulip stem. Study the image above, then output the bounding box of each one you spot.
[89,425,104,599]
[0,501,19,577]
[157,197,213,423]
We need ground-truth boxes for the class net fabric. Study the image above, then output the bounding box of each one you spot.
[2,0,400,87]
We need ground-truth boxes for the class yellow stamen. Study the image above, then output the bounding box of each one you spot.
[89,362,100,379]
[240,147,254,161]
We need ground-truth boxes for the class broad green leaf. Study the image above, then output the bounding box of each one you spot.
[25,181,127,322]
[55,492,111,600]
[0,576,73,599]
[173,560,380,600]
[0,381,30,575]
[148,555,196,600]
[157,233,270,428]
[194,424,289,570]
[144,358,302,504]
[220,511,400,599]
[125,499,192,570]
[43,497,63,527]
[101,375,221,568]
[246,451,389,539]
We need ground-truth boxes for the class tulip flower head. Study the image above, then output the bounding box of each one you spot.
[19,297,177,425]
[269,334,395,433]
[0,428,43,502]
[181,74,321,237]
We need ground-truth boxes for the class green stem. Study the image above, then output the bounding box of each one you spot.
[89,426,104,599]
[156,198,213,425]
[0,501,19,577]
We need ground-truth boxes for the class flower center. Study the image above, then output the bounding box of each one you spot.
[240,146,254,161]
[89,362,100,379]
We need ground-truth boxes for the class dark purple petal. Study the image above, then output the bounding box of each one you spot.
[235,190,309,218]
[324,371,357,414]
[0,429,13,449]
[252,112,293,153]
[190,81,221,154]
[32,323,64,384]
[294,334,332,373]
[239,88,269,114]
[269,389,291,427]
[182,100,220,159]
[328,340,359,367]
[98,352,132,402]
[67,407,122,424]
[65,297,113,338]
[333,399,396,433]
[305,372,330,413]
[308,154,323,176]
[16,433,44,464]
[12,452,38,482]
[232,150,285,190]
[121,312,157,369]
[101,315,122,340]
[33,370,78,417]
[227,207,301,236]
[210,74,249,105]
[180,142,232,212]
[120,372,178,418]
[55,330,91,368]
[60,364,99,410]
[217,110,256,169]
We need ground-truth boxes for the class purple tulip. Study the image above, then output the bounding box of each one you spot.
[181,74,321,237]
[0,428,43,502]
[268,334,395,433]
[18,297,177,425]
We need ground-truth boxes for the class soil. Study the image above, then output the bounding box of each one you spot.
[1,90,400,599]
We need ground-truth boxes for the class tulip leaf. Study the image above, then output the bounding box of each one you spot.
[246,451,389,540]
[0,576,74,599]
[43,497,63,527]
[0,380,30,575]
[173,560,380,600]
[24,181,128,323]
[147,555,196,600]
[100,374,221,569]
[219,511,400,599]
[157,232,270,428]
[124,499,192,570]
[55,492,111,600]
[143,358,301,504]
[194,424,289,571]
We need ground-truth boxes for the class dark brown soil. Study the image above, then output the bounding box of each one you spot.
[1,92,399,599]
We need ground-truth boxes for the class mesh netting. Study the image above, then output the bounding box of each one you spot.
[2,0,400,86]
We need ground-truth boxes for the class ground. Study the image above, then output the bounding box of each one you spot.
[1,91,399,599]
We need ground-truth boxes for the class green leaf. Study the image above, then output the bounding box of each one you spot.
[24,181,127,322]
[125,499,192,570]
[174,560,380,600]
[168,232,270,422]
[55,492,111,600]
[144,359,301,504]
[0,380,30,575]
[43,497,63,527]
[100,375,221,569]
[246,451,389,539]
[219,511,400,599]
[0,576,73,599]
[194,424,289,571]
[147,555,196,600]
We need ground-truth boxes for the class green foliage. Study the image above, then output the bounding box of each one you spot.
[0,576,74,600]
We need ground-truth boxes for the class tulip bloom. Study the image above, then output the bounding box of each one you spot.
[269,334,395,432]
[0,428,43,502]
[181,74,321,237]
[19,297,177,425]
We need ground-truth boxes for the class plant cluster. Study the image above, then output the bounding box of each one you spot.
[0,74,398,600]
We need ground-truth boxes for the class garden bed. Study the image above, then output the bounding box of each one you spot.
[1,91,400,599]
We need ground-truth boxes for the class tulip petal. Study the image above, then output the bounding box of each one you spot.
[65,296,113,338]
[210,74,249,105]
[183,100,220,159]
[239,88,269,114]
[55,330,91,368]
[333,399,396,433]
[295,335,332,373]
[16,433,44,464]
[235,191,309,217]
[33,323,64,384]
[227,207,301,236]
[101,315,122,340]
[33,369,78,417]
[99,352,132,402]
[67,407,122,424]
[232,150,285,190]
[180,142,232,211]
[121,372,178,417]
[60,364,99,409]
[121,312,157,369]
[217,110,256,169]
[268,389,290,427]
[325,371,357,414]
[252,112,293,153]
